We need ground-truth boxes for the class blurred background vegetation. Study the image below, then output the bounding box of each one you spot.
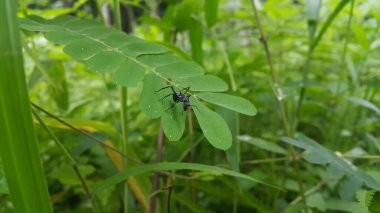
[1,0,380,212]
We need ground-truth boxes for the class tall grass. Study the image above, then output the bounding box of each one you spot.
[0,0,53,212]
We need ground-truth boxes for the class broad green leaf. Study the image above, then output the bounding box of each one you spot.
[85,51,124,73]
[239,136,287,155]
[139,74,165,118]
[161,99,186,141]
[156,61,204,78]
[191,97,232,150]
[196,93,257,116]
[113,60,145,87]
[119,42,168,56]
[92,162,276,193]
[175,75,228,92]
[64,39,106,60]
[306,193,325,211]
[204,0,219,27]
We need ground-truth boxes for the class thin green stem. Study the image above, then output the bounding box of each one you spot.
[249,0,307,209]
[328,0,355,146]
[31,102,141,164]
[113,0,130,212]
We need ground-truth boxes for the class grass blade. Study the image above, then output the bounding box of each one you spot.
[0,0,53,212]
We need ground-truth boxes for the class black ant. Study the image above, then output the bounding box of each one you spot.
[156,86,192,112]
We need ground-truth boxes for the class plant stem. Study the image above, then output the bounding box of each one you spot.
[32,109,99,213]
[150,121,165,213]
[249,0,307,208]
[113,0,130,212]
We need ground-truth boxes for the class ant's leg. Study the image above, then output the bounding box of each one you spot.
[160,93,172,101]
[165,100,179,111]
[181,87,190,94]
[156,86,177,95]
[156,85,175,93]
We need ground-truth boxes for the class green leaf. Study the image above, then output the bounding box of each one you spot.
[310,0,351,52]
[0,166,9,194]
[175,75,228,92]
[156,61,204,78]
[49,165,95,186]
[204,0,219,27]
[189,19,203,64]
[19,15,205,88]
[325,200,361,213]
[306,193,326,211]
[92,162,277,193]
[356,190,375,213]
[191,97,232,150]
[139,74,165,118]
[84,51,124,73]
[306,0,321,40]
[217,108,240,172]
[346,96,380,114]
[113,60,145,87]
[368,191,380,213]
[0,3,53,212]
[196,93,257,116]
[281,136,380,195]
[239,136,287,155]
[47,61,69,110]
[161,100,186,141]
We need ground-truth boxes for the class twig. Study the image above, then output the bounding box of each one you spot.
[149,121,165,213]
[32,109,99,213]
[249,0,307,208]
[30,102,141,164]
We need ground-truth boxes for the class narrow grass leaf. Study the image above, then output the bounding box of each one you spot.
[346,96,380,114]
[239,136,287,155]
[92,162,276,193]
[0,1,53,212]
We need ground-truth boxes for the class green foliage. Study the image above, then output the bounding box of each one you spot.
[4,0,380,212]
[19,15,256,150]
[282,136,380,200]
[93,162,273,193]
